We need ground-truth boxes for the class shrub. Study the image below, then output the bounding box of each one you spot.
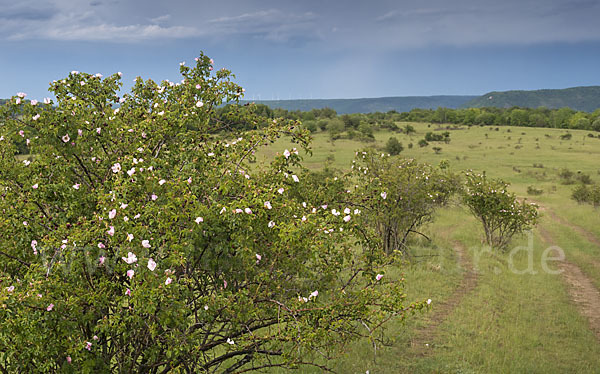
[572,184,600,207]
[424,131,450,143]
[418,139,429,147]
[463,172,538,251]
[385,136,404,155]
[317,119,328,131]
[559,168,575,184]
[303,120,317,133]
[432,146,442,154]
[527,186,543,195]
[572,184,590,204]
[351,151,459,255]
[575,172,593,185]
[560,133,572,140]
[358,122,375,140]
[0,53,420,372]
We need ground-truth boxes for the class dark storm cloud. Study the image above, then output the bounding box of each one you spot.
[1,0,599,46]
[0,3,57,21]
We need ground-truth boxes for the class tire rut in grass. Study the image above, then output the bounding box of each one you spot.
[409,239,479,355]
[544,208,600,269]
[537,224,600,341]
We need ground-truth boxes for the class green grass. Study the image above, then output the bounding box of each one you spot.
[260,123,600,372]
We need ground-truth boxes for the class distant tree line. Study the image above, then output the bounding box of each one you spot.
[213,104,600,134]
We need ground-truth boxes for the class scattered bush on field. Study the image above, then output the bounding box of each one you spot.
[351,150,459,255]
[463,172,539,251]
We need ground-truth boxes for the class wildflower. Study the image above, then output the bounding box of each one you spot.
[381,192,387,199]
[107,226,115,236]
[375,274,383,281]
[126,270,134,279]
[111,163,121,173]
[159,179,166,185]
[292,175,299,182]
[108,209,116,219]
[47,303,54,311]
[147,258,157,271]
[195,217,203,224]
[277,188,284,194]
[165,277,172,285]
[127,233,134,242]
[62,134,70,143]
[343,215,351,222]
[142,240,151,248]
[122,252,137,264]
[227,338,234,345]
[32,114,40,120]
[196,101,203,108]
[73,183,80,190]
[283,149,291,158]
[268,221,275,228]
[264,201,272,209]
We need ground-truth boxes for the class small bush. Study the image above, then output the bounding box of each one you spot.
[418,139,429,147]
[527,186,543,195]
[575,172,593,185]
[463,172,538,250]
[559,168,575,184]
[560,133,572,140]
[572,184,590,204]
[385,136,404,156]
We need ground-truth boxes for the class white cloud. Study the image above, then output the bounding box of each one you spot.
[150,14,171,24]
[207,9,320,44]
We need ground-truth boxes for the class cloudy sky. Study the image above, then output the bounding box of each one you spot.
[1,0,600,100]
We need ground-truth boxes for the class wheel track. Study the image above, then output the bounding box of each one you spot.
[409,239,479,355]
[537,223,600,341]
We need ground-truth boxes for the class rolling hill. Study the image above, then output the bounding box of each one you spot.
[240,96,477,114]
[462,86,600,112]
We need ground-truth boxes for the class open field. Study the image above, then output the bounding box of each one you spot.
[260,122,600,372]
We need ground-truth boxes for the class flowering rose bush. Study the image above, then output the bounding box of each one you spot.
[350,151,460,255]
[0,53,427,372]
[463,172,538,250]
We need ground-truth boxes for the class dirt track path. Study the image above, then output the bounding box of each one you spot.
[409,240,479,355]
[537,222,600,341]
[542,208,600,269]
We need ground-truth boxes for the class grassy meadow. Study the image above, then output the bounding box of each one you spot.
[260,122,600,373]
